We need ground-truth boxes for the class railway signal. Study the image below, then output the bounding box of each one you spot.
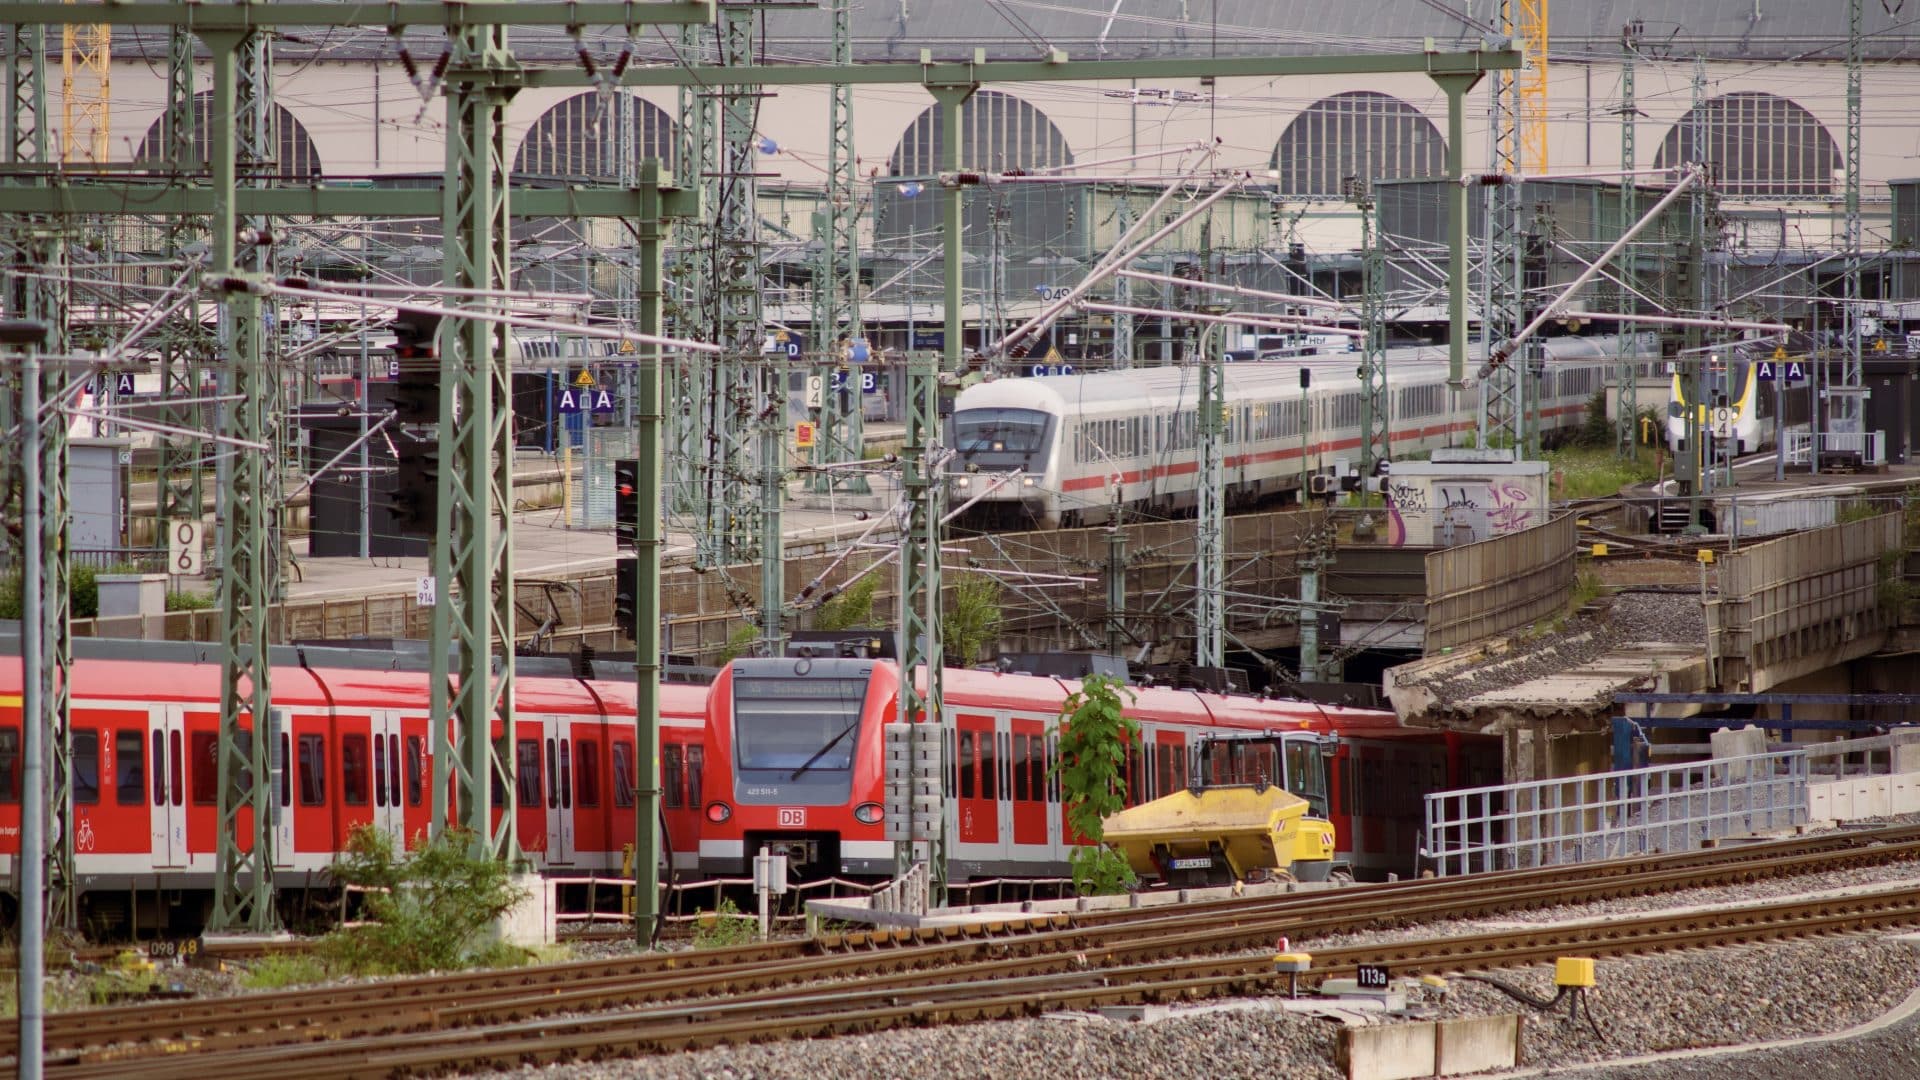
[390,311,441,424]
[614,555,639,640]
[614,458,640,550]
[391,441,440,535]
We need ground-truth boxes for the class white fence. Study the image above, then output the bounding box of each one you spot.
[1784,429,1886,466]
[1421,750,1809,876]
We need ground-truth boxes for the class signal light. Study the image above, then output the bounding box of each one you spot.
[614,554,638,640]
[390,440,439,536]
[614,457,640,551]
[391,309,443,424]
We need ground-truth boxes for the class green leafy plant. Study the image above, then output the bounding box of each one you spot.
[814,575,879,631]
[165,589,216,612]
[717,623,760,664]
[943,573,1004,666]
[321,825,527,975]
[1050,673,1140,896]
[692,898,757,949]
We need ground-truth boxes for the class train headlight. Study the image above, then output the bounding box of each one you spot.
[705,802,732,824]
[1022,476,1035,487]
[853,802,884,825]
[954,476,970,490]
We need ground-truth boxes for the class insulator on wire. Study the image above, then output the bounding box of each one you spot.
[610,44,633,80]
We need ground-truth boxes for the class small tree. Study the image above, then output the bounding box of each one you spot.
[1051,673,1139,895]
[943,573,1004,666]
[324,826,526,974]
[814,575,879,631]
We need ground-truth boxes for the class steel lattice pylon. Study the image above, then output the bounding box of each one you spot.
[1615,23,1641,455]
[807,0,869,495]
[157,25,207,544]
[208,29,278,931]
[668,24,711,518]
[429,12,520,861]
[1838,0,1864,436]
[1194,324,1224,669]
[1477,0,1524,454]
[1356,188,1389,483]
[57,0,107,164]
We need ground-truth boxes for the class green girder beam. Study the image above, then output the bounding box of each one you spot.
[0,186,699,218]
[632,163,667,940]
[0,3,717,29]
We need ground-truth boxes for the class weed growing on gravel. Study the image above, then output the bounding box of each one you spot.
[693,898,757,949]
[242,953,331,990]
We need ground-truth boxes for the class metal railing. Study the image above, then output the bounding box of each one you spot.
[1421,749,1808,876]
[1784,429,1885,466]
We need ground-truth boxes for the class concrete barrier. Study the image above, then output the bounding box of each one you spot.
[1336,1014,1522,1080]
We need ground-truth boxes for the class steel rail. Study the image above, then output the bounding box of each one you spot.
[30,830,1920,1070]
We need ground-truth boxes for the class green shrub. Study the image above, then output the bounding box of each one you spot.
[943,574,1004,667]
[321,826,526,976]
[166,589,216,612]
[692,898,757,949]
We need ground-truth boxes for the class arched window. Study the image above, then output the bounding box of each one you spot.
[514,92,675,180]
[876,90,1076,252]
[1654,92,1839,198]
[134,93,322,178]
[1270,91,1444,198]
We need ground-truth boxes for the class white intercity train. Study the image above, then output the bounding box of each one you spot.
[948,335,1655,529]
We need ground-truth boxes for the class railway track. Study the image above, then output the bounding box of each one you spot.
[24,824,1920,1076]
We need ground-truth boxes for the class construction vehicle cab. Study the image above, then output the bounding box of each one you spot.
[1102,730,1344,889]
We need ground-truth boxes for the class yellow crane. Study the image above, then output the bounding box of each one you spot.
[1516,0,1548,174]
[61,0,109,163]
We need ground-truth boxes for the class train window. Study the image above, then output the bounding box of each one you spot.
[957,732,975,799]
[373,733,387,808]
[298,734,326,806]
[545,739,559,810]
[405,736,424,807]
[612,741,635,808]
[117,730,145,806]
[170,731,183,807]
[687,746,704,808]
[73,730,99,806]
[516,739,542,807]
[0,726,17,803]
[341,734,370,806]
[663,745,684,808]
[389,737,401,809]
[280,733,292,808]
[979,731,997,800]
[560,741,572,810]
[150,731,165,806]
[1124,742,1142,807]
[576,740,600,809]
[1012,735,1029,801]
[190,732,219,805]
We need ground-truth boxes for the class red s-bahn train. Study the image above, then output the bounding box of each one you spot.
[0,637,711,930]
[0,635,1495,928]
[698,655,1499,883]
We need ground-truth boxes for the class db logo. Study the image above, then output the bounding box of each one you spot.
[777,807,806,828]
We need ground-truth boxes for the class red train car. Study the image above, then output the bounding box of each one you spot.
[0,640,709,929]
[697,657,1487,883]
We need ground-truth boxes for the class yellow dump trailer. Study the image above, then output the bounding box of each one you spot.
[1103,782,1337,888]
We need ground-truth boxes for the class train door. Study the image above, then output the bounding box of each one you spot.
[543,717,575,866]
[370,711,407,851]
[952,711,1000,868]
[150,706,187,870]
[268,710,295,872]
[1008,716,1049,854]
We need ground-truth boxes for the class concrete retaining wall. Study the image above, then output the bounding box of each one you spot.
[1336,1014,1522,1080]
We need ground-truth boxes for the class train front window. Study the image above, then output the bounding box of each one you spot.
[733,676,868,772]
[954,408,1049,454]
[1285,739,1330,818]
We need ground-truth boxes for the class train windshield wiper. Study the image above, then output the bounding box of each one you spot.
[789,719,860,781]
